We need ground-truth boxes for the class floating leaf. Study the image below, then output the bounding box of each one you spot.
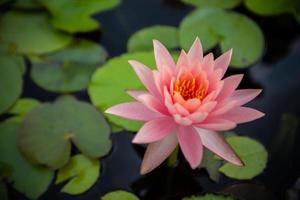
[179,8,264,68]
[199,150,221,182]
[0,11,72,55]
[127,25,179,52]
[0,55,23,114]
[38,0,121,33]
[182,193,234,200]
[101,190,139,200]
[56,154,100,195]
[244,0,292,16]
[30,40,107,92]
[9,98,40,116]
[88,52,156,131]
[219,136,268,180]
[182,0,241,9]
[0,121,53,199]
[19,96,111,169]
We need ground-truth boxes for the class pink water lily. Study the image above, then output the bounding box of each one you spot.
[106,38,264,175]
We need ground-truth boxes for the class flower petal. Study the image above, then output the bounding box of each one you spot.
[105,102,163,121]
[229,89,262,106]
[187,37,203,63]
[133,117,175,144]
[140,133,178,175]
[188,111,208,123]
[201,53,214,74]
[219,107,265,123]
[177,126,203,169]
[195,128,243,166]
[153,40,175,72]
[134,93,169,115]
[176,50,189,73]
[129,60,161,97]
[216,74,243,101]
[127,90,148,99]
[174,114,193,126]
[214,49,232,78]
[196,118,236,131]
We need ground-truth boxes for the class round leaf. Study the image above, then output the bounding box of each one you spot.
[88,52,157,131]
[127,25,179,52]
[38,0,121,33]
[0,11,72,55]
[182,0,241,9]
[182,194,234,200]
[56,154,100,195]
[19,96,111,169]
[244,0,292,16]
[30,40,107,92]
[101,190,139,200]
[179,8,264,68]
[0,121,53,199]
[219,136,268,180]
[8,98,40,116]
[0,55,23,114]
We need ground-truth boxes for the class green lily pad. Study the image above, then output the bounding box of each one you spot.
[101,190,139,200]
[0,55,23,114]
[0,121,53,199]
[179,8,264,68]
[219,136,268,180]
[127,25,179,52]
[88,52,157,132]
[182,0,241,9]
[9,98,41,116]
[182,194,234,200]
[18,96,111,169]
[56,154,100,195]
[0,11,72,55]
[37,0,121,33]
[13,0,42,9]
[244,0,292,16]
[30,40,107,93]
[199,150,221,182]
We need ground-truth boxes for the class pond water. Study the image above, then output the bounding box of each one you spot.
[5,0,300,200]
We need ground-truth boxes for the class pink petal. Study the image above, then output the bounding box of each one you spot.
[140,133,178,175]
[134,93,169,115]
[105,102,163,121]
[187,37,203,63]
[188,112,208,123]
[133,117,175,144]
[127,90,148,99]
[220,107,265,123]
[176,50,189,73]
[184,98,201,113]
[216,74,244,101]
[196,118,236,131]
[195,128,243,166]
[214,49,232,78]
[201,53,214,74]
[210,100,237,116]
[177,126,203,169]
[229,89,262,106]
[197,101,217,113]
[174,114,193,126]
[174,103,190,116]
[129,60,160,97]
[153,40,175,72]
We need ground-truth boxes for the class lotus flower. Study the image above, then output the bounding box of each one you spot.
[106,38,264,174]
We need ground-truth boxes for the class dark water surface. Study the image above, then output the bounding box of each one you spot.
[8,0,300,199]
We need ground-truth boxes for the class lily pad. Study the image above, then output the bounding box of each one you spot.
[30,40,107,92]
[9,98,40,116]
[37,0,121,33]
[88,52,157,132]
[56,154,100,195]
[182,0,241,9]
[0,55,23,114]
[244,0,292,16]
[0,11,72,55]
[127,25,179,52]
[219,136,268,180]
[101,190,139,200]
[182,194,234,200]
[18,96,111,169]
[179,8,264,68]
[0,121,53,199]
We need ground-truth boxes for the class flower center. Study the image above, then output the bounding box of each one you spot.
[174,77,207,100]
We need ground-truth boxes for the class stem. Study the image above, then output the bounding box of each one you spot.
[167,146,179,168]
